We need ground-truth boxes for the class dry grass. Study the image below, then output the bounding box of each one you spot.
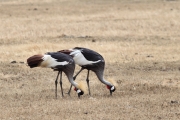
[0,0,180,119]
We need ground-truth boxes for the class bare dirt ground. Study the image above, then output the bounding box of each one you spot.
[0,0,180,119]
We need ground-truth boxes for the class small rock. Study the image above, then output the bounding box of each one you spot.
[11,61,17,63]
[147,55,153,57]
[153,62,158,64]
[92,39,96,42]
[157,116,162,119]
[84,112,88,114]
[171,100,178,104]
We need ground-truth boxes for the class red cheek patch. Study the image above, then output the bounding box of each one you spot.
[74,87,77,91]
[106,85,111,89]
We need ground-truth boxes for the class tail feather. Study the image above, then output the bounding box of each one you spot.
[58,49,71,55]
[27,55,43,68]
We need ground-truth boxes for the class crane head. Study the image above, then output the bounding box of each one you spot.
[107,85,116,92]
[74,87,84,98]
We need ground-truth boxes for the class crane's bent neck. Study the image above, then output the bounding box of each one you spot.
[95,71,113,87]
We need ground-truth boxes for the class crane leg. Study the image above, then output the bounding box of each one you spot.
[78,94,80,98]
[110,90,112,96]
[86,70,91,95]
[55,71,60,99]
[59,71,64,97]
[73,68,84,80]
[67,67,84,96]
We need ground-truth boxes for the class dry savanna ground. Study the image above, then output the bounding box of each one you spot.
[0,0,180,119]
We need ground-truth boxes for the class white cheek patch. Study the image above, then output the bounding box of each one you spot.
[111,86,115,91]
[40,55,69,68]
[76,89,81,94]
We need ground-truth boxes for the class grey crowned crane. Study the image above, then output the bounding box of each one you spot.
[27,52,84,98]
[59,47,116,96]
